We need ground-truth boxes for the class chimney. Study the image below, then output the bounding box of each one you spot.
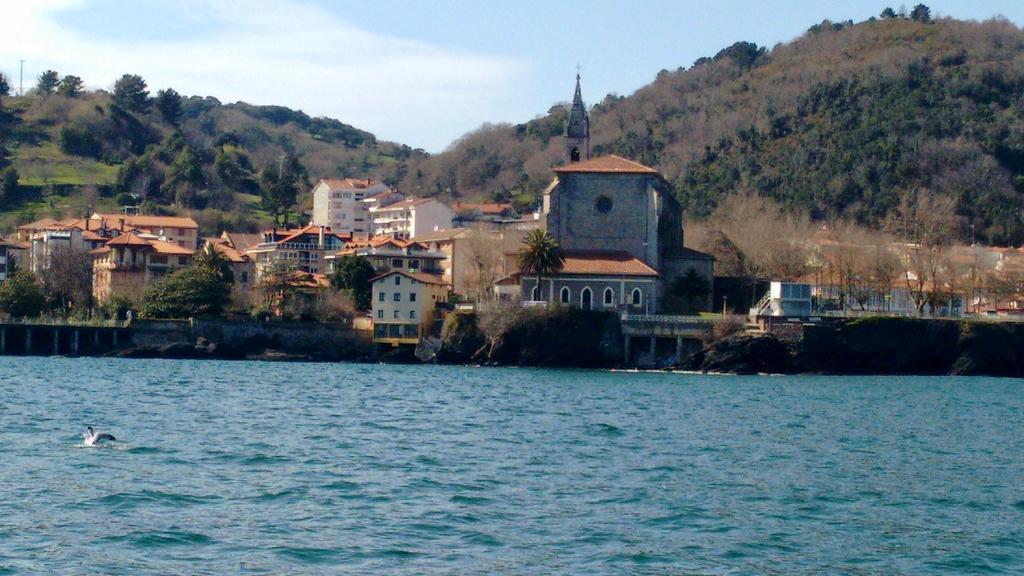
[118,218,125,232]
[318,225,325,249]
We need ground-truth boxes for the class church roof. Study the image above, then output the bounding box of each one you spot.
[553,155,660,175]
[557,250,658,277]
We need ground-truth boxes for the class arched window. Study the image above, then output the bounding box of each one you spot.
[560,286,570,305]
[570,147,581,162]
[603,287,614,306]
[580,287,592,311]
[631,288,642,307]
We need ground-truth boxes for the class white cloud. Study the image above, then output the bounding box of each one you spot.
[0,0,528,151]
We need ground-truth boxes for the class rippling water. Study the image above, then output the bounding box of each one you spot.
[1,358,1022,574]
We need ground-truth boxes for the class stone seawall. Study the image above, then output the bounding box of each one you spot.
[122,318,373,362]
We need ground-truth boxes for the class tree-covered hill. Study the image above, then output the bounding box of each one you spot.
[0,74,425,233]
[397,9,1024,245]
[3,8,1024,244]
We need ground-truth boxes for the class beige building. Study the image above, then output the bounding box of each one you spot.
[310,178,390,237]
[370,197,454,240]
[91,233,194,303]
[90,213,199,248]
[371,270,449,345]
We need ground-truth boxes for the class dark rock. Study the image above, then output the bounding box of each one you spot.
[695,333,793,374]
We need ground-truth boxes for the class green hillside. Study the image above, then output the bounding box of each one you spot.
[0,81,424,234]
[3,9,1024,243]
[396,12,1024,245]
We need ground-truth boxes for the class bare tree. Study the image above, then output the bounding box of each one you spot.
[461,231,507,303]
[40,245,93,314]
[889,189,959,315]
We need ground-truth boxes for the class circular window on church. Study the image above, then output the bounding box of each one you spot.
[595,195,613,214]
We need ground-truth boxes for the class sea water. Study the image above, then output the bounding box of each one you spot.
[0,358,1022,574]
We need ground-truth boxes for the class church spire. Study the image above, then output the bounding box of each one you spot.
[565,69,590,163]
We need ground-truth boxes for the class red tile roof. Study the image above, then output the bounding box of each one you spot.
[321,178,379,189]
[105,233,155,247]
[553,155,660,175]
[555,250,658,277]
[370,270,449,286]
[92,213,198,229]
[452,202,514,215]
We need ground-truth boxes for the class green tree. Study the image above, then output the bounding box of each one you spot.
[57,75,84,97]
[141,256,232,318]
[910,4,932,23]
[672,269,711,314]
[1,167,20,203]
[0,73,8,106]
[59,124,102,158]
[259,155,306,225]
[330,255,376,310]
[113,73,150,112]
[518,229,565,303]
[880,7,897,18]
[37,70,60,94]
[0,271,47,318]
[164,146,205,207]
[155,88,182,125]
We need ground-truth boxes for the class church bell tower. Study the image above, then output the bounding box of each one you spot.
[565,72,590,163]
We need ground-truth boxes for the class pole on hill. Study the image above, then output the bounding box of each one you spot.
[19,59,25,96]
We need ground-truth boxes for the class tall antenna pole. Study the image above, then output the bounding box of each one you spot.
[19,59,25,96]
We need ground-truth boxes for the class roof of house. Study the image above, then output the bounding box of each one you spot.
[16,217,66,231]
[553,250,659,277]
[409,228,470,243]
[0,236,28,249]
[148,239,195,256]
[105,233,155,247]
[373,197,442,210]
[205,239,248,263]
[370,270,449,286]
[320,177,381,190]
[223,232,263,252]
[266,225,350,245]
[553,155,660,175]
[452,202,514,215]
[102,233,194,255]
[92,213,198,230]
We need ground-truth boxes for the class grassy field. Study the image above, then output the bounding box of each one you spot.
[12,142,120,187]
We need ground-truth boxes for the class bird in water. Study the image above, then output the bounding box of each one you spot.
[83,426,116,446]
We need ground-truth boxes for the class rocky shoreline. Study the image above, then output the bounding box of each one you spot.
[682,317,1024,378]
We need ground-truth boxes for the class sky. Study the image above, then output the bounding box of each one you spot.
[2,1,1023,152]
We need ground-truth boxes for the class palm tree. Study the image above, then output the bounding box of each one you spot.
[194,243,235,284]
[518,229,565,303]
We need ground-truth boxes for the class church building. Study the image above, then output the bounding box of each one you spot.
[520,74,713,313]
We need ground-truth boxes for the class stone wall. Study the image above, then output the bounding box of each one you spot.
[129,318,372,361]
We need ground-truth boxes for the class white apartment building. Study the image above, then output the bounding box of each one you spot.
[310,178,390,237]
[370,197,455,240]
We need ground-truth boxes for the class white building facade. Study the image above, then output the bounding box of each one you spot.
[311,178,390,237]
[370,198,455,240]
